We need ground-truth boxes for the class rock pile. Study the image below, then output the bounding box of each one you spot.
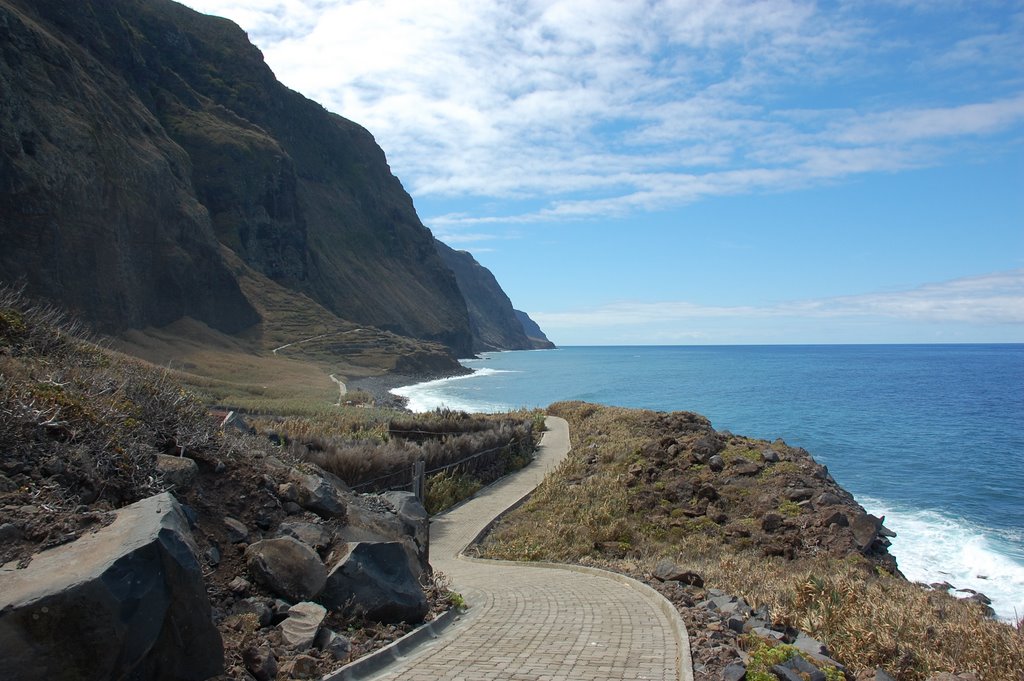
[0,451,436,681]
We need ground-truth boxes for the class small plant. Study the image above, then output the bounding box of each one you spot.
[746,642,799,681]
[778,500,803,517]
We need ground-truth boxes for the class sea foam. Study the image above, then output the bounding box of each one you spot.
[864,497,1024,622]
[391,368,516,413]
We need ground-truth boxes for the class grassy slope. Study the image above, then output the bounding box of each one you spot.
[478,402,1023,681]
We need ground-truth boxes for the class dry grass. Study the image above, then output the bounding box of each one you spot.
[478,401,1024,681]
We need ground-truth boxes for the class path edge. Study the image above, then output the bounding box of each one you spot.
[320,605,463,681]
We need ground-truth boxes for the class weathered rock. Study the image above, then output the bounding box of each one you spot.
[708,455,725,472]
[794,632,830,658]
[279,653,319,679]
[822,511,849,528]
[245,537,327,603]
[786,487,814,502]
[817,492,843,506]
[242,644,278,681]
[286,467,349,519]
[722,662,746,681]
[383,491,431,566]
[315,628,352,661]
[277,520,333,551]
[850,513,883,551]
[155,454,199,491]
[772,663,807,681]
[761,448,780,463]
[0,492,223,681]
[730,461,762,476]
[319,542,428,623]
[279,602,327,651]
[228,576,251,594]
[224,517,250,543]
[652,560,704,587]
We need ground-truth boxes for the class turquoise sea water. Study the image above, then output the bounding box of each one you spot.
[393,345,1024,620]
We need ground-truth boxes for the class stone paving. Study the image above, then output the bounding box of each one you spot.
[366,417,690,681]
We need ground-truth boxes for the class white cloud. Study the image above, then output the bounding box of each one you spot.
[179,1,1024,224]
[532,270,1024,328]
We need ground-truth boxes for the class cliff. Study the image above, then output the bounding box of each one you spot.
[434,240,537,353]
[515,309,556,349]
[0,0,476,355]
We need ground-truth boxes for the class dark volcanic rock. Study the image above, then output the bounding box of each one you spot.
[0,492,223,681]
[319,541,428,623]
[245,537,328,603]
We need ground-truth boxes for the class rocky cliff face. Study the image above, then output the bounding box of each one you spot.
[0,0,475,355]
[515,309,556,349]
[434,240,537,353]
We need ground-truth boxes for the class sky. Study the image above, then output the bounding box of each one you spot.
[179,0,1024,345]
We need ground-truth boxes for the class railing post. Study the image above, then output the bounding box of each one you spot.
[412,459,425,503]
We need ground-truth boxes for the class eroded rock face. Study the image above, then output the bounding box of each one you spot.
[319,542,428,623]
[0,492,223,681]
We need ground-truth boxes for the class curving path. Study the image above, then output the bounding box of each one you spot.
[366,416,692,681]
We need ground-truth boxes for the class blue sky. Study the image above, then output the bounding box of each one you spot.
[181,0,1023,344]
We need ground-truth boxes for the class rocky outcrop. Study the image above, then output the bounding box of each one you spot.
[515,309,556,349]
[0,492,223,681]
[319,541,429,623]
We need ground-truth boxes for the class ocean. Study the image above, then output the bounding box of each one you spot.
[393,344,1024,621]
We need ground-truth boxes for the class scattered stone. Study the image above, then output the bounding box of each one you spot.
[278,601,327,651]
[822,511,848,528]
[697,483,719,501]
[245,537,328,603]
[286,467,349,519]
[794,631,829,657]
[205,543,222,566]
[0,492,223,681]
[722,662,746,681]
[930,581,954,592]
[228,576,251,595]
[786,487,814,502]
[761,448,780,463]
[242,644,278,681]
[772,663,805,681]
[730,461,762,476]
[0,523,23,542]
[816,492,843,506]
[319,541,428,623]
[155,454,199,491]
[279,653,318,679]
[224,517,249,543]
[315,628,352,661]
[708,455,725,472]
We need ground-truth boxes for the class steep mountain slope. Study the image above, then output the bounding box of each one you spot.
[0,0,474,355]
[0,0,257,334]
[515,309,556,349]
[435,240,535,352]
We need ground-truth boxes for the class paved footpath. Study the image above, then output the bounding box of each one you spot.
[367,417,691,681]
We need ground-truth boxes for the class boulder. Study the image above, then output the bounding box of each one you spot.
[723,662,746,681]
[277,520,333,551]
[280,654,319,679]
[707,455,725,472]
[155,454,199,491]
[319,542,428,623]
[0,492,223,681]
[279,602,327,651]
[850,513,883,552]
[276,465,349,519]
[817,492,843,506]
[245,537,327,603]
